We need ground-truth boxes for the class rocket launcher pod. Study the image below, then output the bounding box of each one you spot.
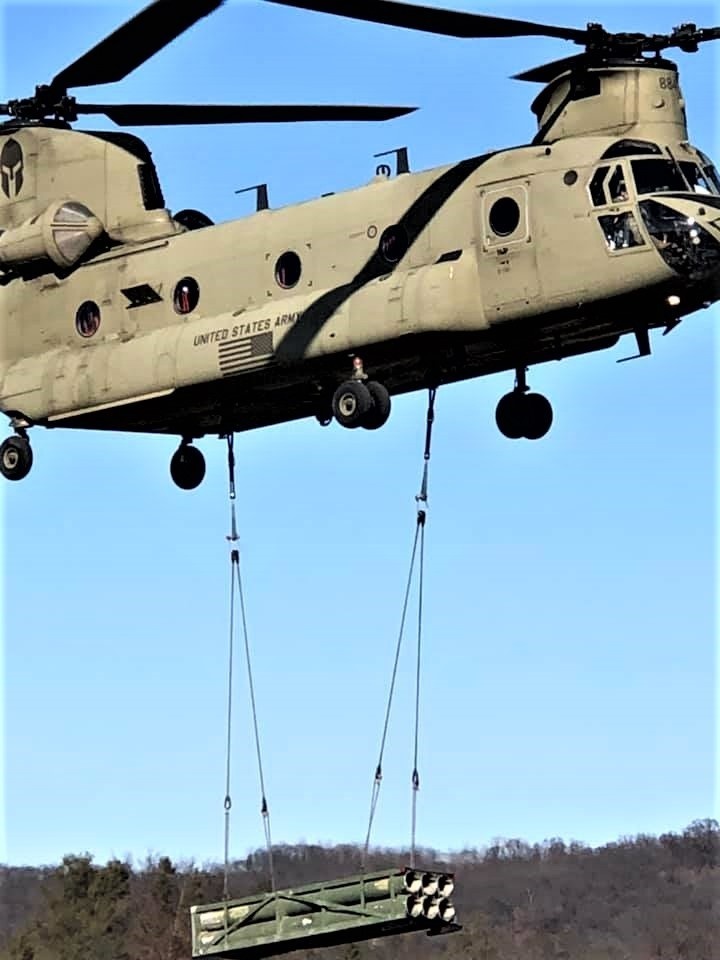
[190,867,460,959]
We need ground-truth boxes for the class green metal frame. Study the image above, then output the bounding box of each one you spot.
[191,867,460,959]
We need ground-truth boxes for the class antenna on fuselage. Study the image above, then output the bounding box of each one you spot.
[374,146,410,176]
[235,183,270,211]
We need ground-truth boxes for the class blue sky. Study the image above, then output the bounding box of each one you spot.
[1,0,717,870]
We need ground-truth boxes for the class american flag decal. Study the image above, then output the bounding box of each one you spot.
[218,330,274,377]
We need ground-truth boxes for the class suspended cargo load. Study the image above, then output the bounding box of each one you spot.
[190,867,460,959]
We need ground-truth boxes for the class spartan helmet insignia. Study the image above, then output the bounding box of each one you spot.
[1,138,24,199]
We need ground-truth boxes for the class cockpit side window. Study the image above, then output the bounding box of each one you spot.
[705,166,720,193]
[589,165,610,206]
[697,150,720,193]
[598,212,645,252]
[631,159,688,195]
[589,161,643,251]
[608,166,629,202]
[679,162,714,195]
[696,152,720,193]
[588,164,629,207]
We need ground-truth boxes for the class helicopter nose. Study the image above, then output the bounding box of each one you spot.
[638,195,720,279]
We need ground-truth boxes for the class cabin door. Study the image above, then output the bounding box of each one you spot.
[476,180,540,317]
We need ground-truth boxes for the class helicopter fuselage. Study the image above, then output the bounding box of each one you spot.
[1,126,719,440]
[2,51,720,487]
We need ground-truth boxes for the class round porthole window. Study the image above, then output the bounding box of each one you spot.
[173,276,200,315]
[488,197,521,237]
[275,251,302,289]
[379,224,408,264]
[75,300,101,338]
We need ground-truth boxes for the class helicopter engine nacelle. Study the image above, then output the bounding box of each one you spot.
[0,199,103,272]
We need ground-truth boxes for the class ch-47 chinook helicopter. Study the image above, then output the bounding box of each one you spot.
[2,0,720,490]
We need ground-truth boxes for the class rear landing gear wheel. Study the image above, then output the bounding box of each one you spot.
[332,380,373,428]
[361,380,391,430]
[170,442,206,490]
[0,434,33,481]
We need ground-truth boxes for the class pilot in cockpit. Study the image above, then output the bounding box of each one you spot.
[682,164,712,195]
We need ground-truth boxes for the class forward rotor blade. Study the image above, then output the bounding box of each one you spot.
[51,0,225,92]
[263,0,588,42]
[76,103,417,125]
[513,53,589,83]
[670,24,720,51]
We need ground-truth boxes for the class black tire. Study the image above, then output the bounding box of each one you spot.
[361,381,392,430]
[495,392,525,440]
[170,444,206,490]
[522,393,553,440]
[0,435,33,481]
[331,380,373,428]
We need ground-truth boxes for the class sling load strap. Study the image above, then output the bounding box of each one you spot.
[416,384,436,519]
[410,514,425,869]
[362,387,437,871]
[223,435,276,900]
[410,386,434,867]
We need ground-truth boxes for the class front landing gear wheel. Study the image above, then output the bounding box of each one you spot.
[170,443,206,490]
[495,391,553,440]
[0,435,33,481]
[522,392,553,440]
[361,381,391,430]
[332,380,373,428]
[495,392,526,440]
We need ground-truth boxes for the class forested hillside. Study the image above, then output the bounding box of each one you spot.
[1,819,717,960]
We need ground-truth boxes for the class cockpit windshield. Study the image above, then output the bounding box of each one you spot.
[640,198,720,280]
[631,159,688,195]
[631,157,720,197]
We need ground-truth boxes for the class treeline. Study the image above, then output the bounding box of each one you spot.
[1,819,717,960]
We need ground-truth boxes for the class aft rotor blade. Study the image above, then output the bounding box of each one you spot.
[51,0,225,91]
[76,103,417,125]
[263,0,588,42]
